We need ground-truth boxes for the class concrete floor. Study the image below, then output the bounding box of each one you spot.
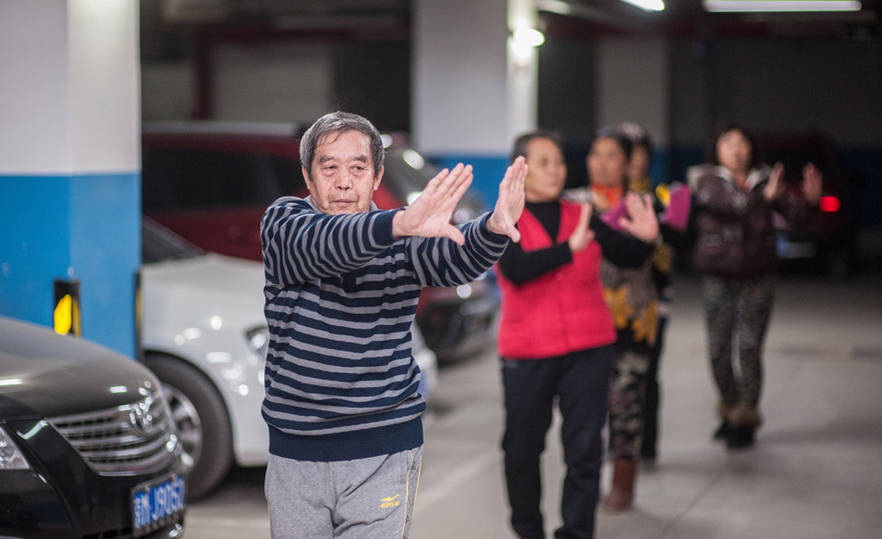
[184,273,882,539]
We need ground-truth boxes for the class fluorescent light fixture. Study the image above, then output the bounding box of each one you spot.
[621,0,666,11]
[704,1,861,12]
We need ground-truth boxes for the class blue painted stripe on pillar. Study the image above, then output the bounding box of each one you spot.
[0,173,140,358]
[70,173,140,358]
[0,176,73,328]
[431,155,509,209]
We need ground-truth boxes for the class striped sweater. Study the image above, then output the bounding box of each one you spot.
[260,196,509,461]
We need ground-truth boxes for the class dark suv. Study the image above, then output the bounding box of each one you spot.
[0,316,186,539]
[141,121,498,361]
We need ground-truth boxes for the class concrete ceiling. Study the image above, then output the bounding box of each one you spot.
[147,0,881,39]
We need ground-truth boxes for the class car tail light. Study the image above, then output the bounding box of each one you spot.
[819,195,840,213]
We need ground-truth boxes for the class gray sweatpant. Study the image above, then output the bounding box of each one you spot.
[265,447,422,539]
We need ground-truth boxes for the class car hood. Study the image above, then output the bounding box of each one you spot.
[0,317,159,419]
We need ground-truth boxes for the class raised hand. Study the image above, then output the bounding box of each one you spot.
[487,156,528,242]
[763,162,786,201]
[392,163,474,245]
[618,193,659,243]
[567,203,595,253]
[802,163,822,205]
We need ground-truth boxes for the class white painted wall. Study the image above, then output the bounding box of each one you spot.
[0,0,71,174]
[0,0,139,174]
[68,0,140,173]
[412,0,511,154]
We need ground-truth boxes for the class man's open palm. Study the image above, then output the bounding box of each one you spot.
[392,163,473,245]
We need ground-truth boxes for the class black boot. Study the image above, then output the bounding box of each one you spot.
[726,425,756,449]
[725,405,761,449]
[712,419,731,442]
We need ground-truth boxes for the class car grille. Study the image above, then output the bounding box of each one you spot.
[49,391,180,476]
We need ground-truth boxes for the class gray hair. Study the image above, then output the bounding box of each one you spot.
[299,111,385,177]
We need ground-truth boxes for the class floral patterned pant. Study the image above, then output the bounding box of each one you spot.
[702,274,775,409]
[608,349,651,461]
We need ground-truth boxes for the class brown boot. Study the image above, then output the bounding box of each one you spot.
[602,459,637,512]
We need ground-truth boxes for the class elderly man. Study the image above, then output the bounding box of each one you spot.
[260,111,526,538]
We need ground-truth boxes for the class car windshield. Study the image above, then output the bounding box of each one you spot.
[142,219,205,263]
[142,148,305,211]
[382,147,441,200]
[383,146,487,223]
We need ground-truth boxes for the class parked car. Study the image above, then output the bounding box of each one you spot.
[141,121,498,361]
[141,218,438,499]
[758,131,858,278]
[0,315,186,539]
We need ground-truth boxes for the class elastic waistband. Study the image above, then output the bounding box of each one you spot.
[268,418,423,462]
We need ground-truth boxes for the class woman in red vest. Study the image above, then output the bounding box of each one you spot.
[495,131,658,539]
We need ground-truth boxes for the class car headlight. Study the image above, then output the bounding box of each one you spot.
[245,326,269,358]
[0,427,31,470]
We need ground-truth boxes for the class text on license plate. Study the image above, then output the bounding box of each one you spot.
[132,475,185,535]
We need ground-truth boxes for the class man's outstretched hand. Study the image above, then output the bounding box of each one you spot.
[392,163,474,245]
[487,156,528,243]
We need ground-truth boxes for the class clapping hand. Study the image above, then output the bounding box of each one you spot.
[764,162,822,205]
[764,162,786,201]
[567,203,595,253]
[618,193,659,243]
[392,163,474,245]
[802,163,822,205]
[487,156,528,243]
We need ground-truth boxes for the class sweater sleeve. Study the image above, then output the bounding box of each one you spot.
[590,213,654,269]
[496,240,573,286]
[407,212,510,287]
[260,197,399,286]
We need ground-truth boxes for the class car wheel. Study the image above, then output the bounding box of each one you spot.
[144,353,234,500]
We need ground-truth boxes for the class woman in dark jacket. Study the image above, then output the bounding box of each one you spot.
[689,123,821,448]
[495,131,658,539]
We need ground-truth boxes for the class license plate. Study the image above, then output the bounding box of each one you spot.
[132,474,185,537]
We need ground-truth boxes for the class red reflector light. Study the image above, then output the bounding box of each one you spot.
[819,196,840,213]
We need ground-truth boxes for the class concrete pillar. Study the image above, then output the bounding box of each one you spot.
[596,36,671,183]
[0,0,140,356]
[413,0,539,204]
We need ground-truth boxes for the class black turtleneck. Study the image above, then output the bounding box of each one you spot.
[497,200,653,286]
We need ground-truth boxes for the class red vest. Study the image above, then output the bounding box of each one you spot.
[496,200,615,359]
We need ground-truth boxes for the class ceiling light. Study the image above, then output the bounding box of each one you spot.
[512,27,546,48]
[510,26,545,64]
[621,0,666,11]
[703,1,861,12]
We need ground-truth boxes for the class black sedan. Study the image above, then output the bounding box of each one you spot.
[0,316,187,539]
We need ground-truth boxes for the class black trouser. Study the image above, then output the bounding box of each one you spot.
[501,345,615,539]
[641,316,667,459]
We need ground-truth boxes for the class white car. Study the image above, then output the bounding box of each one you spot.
[141,218,438,499]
